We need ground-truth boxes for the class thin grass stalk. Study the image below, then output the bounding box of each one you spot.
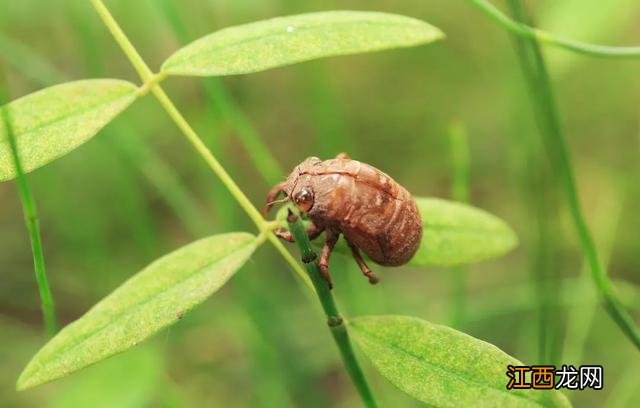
[505,0,640,350]
[286,211,378,408]
[503,6,556,364]
[0,86,57,336]
[467,0,640,58]
[563,186,625,364]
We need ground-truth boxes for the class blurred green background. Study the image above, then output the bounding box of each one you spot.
[1,0,639,406]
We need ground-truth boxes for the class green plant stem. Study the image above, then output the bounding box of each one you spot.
[91,0,256,225]
[150,70,314,291]
[529,158,560,365]
[152,0,238,231]
[3,13,211,240]
[156,0,284,186]
[505,0,640,350]
[286,211,377,408]
[505,4,563,364]
[467,0,640,58]
[146,85,263,225]
[563,188,623,364]
[0,98,57,336]
[67,1,214,238]
[89,0,313,292]
[448,121,469,328]
[504,5,554,364]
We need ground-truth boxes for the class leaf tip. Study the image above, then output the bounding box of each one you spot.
[16,367,36,392]
[408,18,445,44]
[428,25,446,42]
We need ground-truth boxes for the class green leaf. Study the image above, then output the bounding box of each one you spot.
[410,198,518,266]
[161,11,444,76]
[17,233,257,391]
[349,315,571,408]
[0,79,138,181]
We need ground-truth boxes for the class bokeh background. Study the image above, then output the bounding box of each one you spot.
[1,0,639,406]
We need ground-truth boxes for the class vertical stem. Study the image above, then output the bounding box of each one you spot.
[505,0,640,350]
[529,161,557,364]
[563,188,624,364]
[287,211,377,408]
[0,98,57,336]
[503,3,554,363]
[448,121,470,328]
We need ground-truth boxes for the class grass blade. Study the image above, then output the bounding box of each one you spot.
[505,0,640,351]
[0,85,57,336]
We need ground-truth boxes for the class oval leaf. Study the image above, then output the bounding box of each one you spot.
[349,315,571,408]
[410,198,518,266]
[17,233,257,391]
[0,79,138,181]
[161,11,444,76]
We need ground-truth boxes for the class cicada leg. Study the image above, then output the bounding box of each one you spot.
[345,238,379,285]
[318,230,339,289]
